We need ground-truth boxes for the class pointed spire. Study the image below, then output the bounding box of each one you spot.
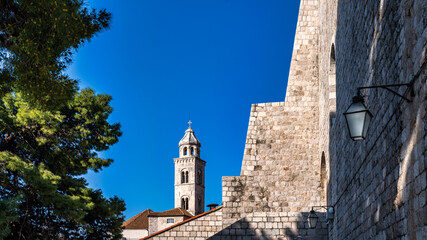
[188,120,192,129]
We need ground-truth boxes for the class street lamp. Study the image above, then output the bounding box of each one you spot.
[307,209,319,229]
[344,83,413,141]
[343,94,372,141]
[308,206,334,229]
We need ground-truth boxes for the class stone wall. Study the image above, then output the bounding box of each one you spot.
[144,207,328,240]
[221,0,325,231]
[317,0,338,206]
[210,211,328,240]
[143,0,427,239]
[328,0,427,239]
[144,207,223,240]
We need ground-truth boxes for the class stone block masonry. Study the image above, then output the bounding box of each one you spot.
[221,101,325,228]
[142,207,223,240]
[145,207,328,240]
[147,0,331,238]
[221,0,326,231]
[141,0,427,238]
[328,0,427,239]
[210,211,328,240]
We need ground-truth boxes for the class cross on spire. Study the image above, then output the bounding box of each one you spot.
[188,120,192,129]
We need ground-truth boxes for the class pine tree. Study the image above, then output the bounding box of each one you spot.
[0,90,125,239]
[0,0,126,239]
[0,0,110,109]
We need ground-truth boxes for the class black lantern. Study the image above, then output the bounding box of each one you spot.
[307,209,318,229]
[343,82,413,141]
[343,94,373,141]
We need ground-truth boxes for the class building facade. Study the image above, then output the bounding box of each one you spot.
[143,0,427,239]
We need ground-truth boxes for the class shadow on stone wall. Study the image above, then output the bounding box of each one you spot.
[330,0,426,238]
[208,212,328,240]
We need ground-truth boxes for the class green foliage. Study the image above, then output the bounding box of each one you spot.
[0,0,111,109]
[0,1,125,238]
[0,90,125,239]
[0,196,20,239]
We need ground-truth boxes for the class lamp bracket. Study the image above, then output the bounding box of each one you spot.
[356,83,413,102]
[310,205,334,212]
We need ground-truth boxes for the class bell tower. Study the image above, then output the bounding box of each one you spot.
[174,121,205,215]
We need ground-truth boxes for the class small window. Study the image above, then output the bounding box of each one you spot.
[183,147,187,155]
[167,218,174,223]
[191,147,194,155]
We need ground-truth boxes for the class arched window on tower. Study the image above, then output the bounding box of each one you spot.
[181,197,189,210]
[183,147,187,156]
[191,147,194,155]
[181,170,189,184]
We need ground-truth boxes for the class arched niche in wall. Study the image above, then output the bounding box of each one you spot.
[320,151,327,198]
[329,44,337,126]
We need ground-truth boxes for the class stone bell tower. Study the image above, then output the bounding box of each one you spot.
[174,121,205,215]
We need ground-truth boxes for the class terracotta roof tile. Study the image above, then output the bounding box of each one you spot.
[123,209,153,229]
[122,208,193,230]
[148,208,193,218]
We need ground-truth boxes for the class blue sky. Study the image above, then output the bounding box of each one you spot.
[67,0,301,220]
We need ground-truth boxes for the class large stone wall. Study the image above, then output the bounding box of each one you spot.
[221,0,325,231]
[144,207,328,240]
[221,101,325,227]
[328,0,427,239]
[317,0,338,205]
[211,211,328,240]
[143,0,426,239]
[144,208,223,240]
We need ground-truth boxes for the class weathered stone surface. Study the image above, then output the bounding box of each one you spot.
[146,209,223,240]
[329,0,427,239]
[144,0,426,238]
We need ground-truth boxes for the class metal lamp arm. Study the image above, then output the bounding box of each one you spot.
[310,205,334,212]
[356,83,413,102]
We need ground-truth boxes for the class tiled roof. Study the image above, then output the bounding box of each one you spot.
[123,209,153,229]
[148,208,193,218]
[140,206,223,240]
[122,208,193,230]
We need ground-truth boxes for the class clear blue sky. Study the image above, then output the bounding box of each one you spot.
[66,0,301,220]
